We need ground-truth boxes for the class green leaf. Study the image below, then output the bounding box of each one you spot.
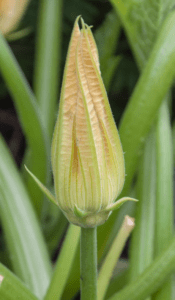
[61,247,80,300]
[43,210,68,256]
[97,9,175,264]
[111,0,175,67]
[110,2,175,299]
[0,263,38,300]
[95,10,121,89]
[34,0,62,140]
[0,33,49,216]
[108,235,175,300]
[152,99,173,299]
[129,126,156,286]
[0,136,52,299]
[125,0,175,63]
[155,100,173,255]
[119,10,175,195]
[95,10,121,61]
[173,121,175,165]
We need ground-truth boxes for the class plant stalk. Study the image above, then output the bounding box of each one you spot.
[80,227,97,300]
[98,215,135,300]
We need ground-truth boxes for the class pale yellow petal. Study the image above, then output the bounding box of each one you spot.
[51,17,126,227]
[77,22,125,206]
[51,16,81,210]
[0,0,29,35]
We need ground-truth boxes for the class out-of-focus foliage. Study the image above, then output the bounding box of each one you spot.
[0,0,137,123]
[122,0,175,65]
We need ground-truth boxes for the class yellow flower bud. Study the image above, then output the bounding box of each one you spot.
[0,0,29,35]
[51,16,131,228]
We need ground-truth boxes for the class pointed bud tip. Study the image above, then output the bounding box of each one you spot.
[51,16,136,228]
[0,275,4,285]
[124,215,135,227]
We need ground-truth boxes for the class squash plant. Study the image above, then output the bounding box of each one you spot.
[0,0,175,299]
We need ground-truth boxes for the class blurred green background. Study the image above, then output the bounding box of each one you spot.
[0,0,139,167]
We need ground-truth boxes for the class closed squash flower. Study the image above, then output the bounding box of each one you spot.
[26,17,136,227]
[51,17,131,228]
[0,0,29,35]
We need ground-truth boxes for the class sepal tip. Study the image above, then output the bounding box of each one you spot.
[106,197,138,212]
[24,165,57,206]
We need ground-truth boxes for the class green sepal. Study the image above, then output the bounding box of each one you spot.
[106,197,138,212]
[25,165,57,206]
[74,205,89,218]
[6,27,32,41]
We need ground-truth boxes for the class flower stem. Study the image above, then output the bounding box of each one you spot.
[80,227,97,300]
[98,215,135,300]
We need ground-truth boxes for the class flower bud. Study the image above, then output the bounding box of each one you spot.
[0,0,29,36]
[51,17,135,227]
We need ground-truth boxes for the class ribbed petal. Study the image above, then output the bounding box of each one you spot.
[51,17,125,226]
[52,17,81,211]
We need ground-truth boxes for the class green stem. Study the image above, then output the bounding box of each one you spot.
[44,224,80,300]
[80,227,97,300]
[34,0,62,140]
[152,99,173,300]
[129,126,156,286]
[105,268,129,299]
[98,216,134,300]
